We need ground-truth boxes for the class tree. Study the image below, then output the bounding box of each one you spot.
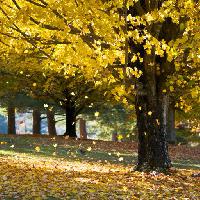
[167,103,176,143]
[0,0,199,171]
[126,0,199,171]
[32,108,41,135]
[47,109,57,136]
[41,72,108,137]
[79,118,87,140]
[85,103,136,141]
[7,105,16,135]
[0,50,98,137]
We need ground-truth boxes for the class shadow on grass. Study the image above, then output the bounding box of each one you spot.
[172,159,200,170]
[0,135,199,169]
[0,142,137,166]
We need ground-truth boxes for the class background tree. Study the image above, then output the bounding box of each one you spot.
[32,108,41,135]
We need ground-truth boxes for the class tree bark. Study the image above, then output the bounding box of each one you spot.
[7,106,16,135]
[32,109,41,135]
[112,132,118,142]
[167,104,176,144]
[47,110,57,136]
[135,93,171,171]
[64,101,77,137]
[79,118,87,139]
[134,51,171,171]
[127,1,180,172]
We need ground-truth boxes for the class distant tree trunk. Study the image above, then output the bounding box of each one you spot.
[64,92,77,138]
[32,109,41,135]
[79,118,87,139]
[7,106,16,135]
[112,132,118,142]
[47,110,57,136]
[64,99,77,138]
[167,104,176,144]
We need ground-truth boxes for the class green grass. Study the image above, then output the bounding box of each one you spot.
[0,135,137,166]
[176,129,200,144]
[0,134,199,169]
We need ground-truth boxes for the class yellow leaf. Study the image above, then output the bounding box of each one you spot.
[94,112,100,117]
[87,147,92,151]
[118,134,123,140]
[119,157,124,162]
[0,142,7,144]
[123,186,128,191]
[169,86,174,92]
[35,146,40,152]
[156,119,160,125]
[131,55,138,63]
[64,135,69,139]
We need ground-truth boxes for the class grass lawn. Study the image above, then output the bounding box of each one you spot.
[0,134,199,199]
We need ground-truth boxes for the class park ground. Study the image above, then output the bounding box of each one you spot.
[0,134,200,199]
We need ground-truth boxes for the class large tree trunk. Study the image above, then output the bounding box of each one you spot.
[134,51,172,171]
[32,109,41,135]
[79,118,87,139]
[135,93,171,171]
[47,110,57,136]
[167,104,176,144]
[127,1,179,171]
[7,106,16,135]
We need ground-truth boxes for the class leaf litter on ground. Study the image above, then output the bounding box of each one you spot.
[0,134,199,199]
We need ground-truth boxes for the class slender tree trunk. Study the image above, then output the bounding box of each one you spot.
[7,106,16,135]
[79,118,87,139]
[32,109,41,135]
[64,102,76,137]
[112,132,118,142]
[167,104,176,144]
[47,110,57,136]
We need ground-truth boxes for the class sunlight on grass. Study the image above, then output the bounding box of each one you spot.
[0,149,199,199]
[0,135,200,199]
[173,161,200,169]
[0,149,129,174]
